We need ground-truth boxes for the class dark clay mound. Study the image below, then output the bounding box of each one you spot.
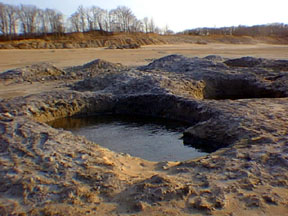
[75,55,288,100]
[224,56,288,71]
[0,63,66,83]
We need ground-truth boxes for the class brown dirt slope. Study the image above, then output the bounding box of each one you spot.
[1,31,288,49]
[0,32,166,49]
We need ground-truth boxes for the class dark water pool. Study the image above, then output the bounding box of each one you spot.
[48,115,208,161]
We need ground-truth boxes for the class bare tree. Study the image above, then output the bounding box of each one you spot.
[0,2,166,37]
[154,27,162,34]
[6,4,19,35]
[110,6,137,32]
[109,10,119,32]
[86,7,94,31]
[46,9,64,33]
[69,12,81,32]
[88,6,106,31]
[103,10,111,31]
[131,19,142,32]
[77,5,87,32]
[148,17,155,33]
[142,17,149,33]
[0,3,18,36]
[163,25,174,35]
[68,6,87,32]
[18,4,39,35]
[0,3,9,35]
[38,9,49,34]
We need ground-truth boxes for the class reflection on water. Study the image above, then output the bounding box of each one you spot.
[48,114,208,161]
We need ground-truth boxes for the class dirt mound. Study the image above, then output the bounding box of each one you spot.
[65,59,127,79]
[224,56,265,67]
[0,63,66,83]
[81,59,125,70]
[203,55,227,61]
[72,56,288,112]
[138,54,228,73]
[107,43,141,49]
[224,56,288,71]
[138,55,288,99]
[72,69,205,98]
[0,59,128,84]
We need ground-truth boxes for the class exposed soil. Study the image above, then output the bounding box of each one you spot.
[1,32,287,51]
[1,43,288,72]
[0,46,288,216]
[0,32,167,49]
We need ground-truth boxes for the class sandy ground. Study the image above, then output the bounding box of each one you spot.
[0,80,71,99]
[1,43,288,72]
[1,44,288,215]
[1,43,288,100]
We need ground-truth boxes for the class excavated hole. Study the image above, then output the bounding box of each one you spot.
[43,94,230,161]
[47,114,209,162]
[203,78,286,100]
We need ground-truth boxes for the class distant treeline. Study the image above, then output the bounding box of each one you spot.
[182,24,288,37]
[0,3,173,40]
[1,2,287,41]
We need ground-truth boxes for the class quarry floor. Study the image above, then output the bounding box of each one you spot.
[1,43,288,72]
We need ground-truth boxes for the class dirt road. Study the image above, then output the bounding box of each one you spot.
[1,43,288,72]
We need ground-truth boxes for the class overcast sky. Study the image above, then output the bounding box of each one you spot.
[1,0,288,32]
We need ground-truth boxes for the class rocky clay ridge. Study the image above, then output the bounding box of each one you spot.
[0,56,288,215]
[74,55,288,100]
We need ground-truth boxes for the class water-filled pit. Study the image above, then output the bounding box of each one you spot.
[48,114,209,161]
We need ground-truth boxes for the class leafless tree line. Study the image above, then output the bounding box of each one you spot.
[183,23,288,37]
[0,3,172,39]
[0,3,64,37]
[65,5,164,33]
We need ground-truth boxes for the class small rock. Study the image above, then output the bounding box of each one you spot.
[262,194,278,205]
[133,201,148,212]
[242,194,262,208]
